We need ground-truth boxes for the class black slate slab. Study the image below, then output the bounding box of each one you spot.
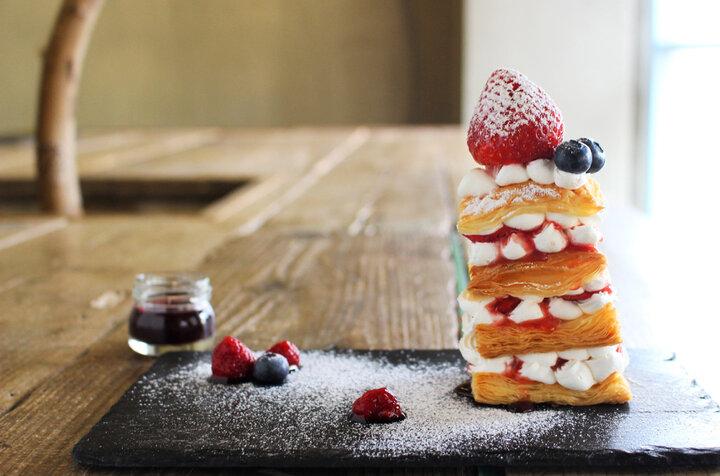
[72,349,720,469]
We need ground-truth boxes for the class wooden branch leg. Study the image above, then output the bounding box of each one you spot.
[35,0,105,216]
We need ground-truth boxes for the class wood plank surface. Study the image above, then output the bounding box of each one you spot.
[0,129,223,178]
[0,216,229,413]
[0,127,468,475]
[0,127,716,476]
[202,232,458,351]
[0,216,67,250]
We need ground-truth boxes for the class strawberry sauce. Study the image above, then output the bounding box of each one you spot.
[464,225,519,243]
[551,358,569,371]
[502,357,535,384]
[485,297,562,332]
[463,220,599,266]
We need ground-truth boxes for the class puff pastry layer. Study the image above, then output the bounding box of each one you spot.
[471,371,632,406]
[458,179,604,235]
[468,250,607,297]
[470,304,622,358]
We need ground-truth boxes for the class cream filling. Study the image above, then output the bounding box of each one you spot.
[458,334,628,391]
[465,215,602,266]
[457,159,594,199]
[470,212,601,234]
[457,281,614,329]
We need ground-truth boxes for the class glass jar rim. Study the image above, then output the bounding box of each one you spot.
[133,271,211,302]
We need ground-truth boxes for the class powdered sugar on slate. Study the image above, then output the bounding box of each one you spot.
[461,183,561,217]
[126,350,579,460]
[74,349,720,467]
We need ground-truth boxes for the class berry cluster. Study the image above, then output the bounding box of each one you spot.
[467,69,608,177]
[553,138,606,174]
[211,336,301,385]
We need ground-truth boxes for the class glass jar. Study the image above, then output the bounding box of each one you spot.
[128,272,216,356]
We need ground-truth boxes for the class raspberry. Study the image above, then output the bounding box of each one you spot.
[351,388,405,423]
[467,69,564,166]
[266,340,301,367]
[211,336,256,380]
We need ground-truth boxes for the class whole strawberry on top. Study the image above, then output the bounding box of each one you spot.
[467,69,564,166]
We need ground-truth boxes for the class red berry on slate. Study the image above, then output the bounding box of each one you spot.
[351,387,405,423]
[467,69,564,166]
[266,340,301,367]
[211,336,256,379]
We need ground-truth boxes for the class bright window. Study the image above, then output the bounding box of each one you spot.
[646,0,720,399]
[648,0,720,218]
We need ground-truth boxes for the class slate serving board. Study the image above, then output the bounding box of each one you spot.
[73,349,720,469]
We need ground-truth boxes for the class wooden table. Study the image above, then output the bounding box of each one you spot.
[0,127,717,475]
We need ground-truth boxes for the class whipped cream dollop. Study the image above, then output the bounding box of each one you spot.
[495,164,528,186]
[472,212,602,236]
[458,336,628,391]
[457,159,592,199]
[467,242,499,266]
[533,222,568,253]
[500,234,532,260]
[504,213,545,230]
[457,168,498,198]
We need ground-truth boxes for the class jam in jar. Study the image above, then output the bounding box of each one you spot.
[128,272,215,356]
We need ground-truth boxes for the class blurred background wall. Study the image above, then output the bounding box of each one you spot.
[1,0,642,203]
[0,0,461,131]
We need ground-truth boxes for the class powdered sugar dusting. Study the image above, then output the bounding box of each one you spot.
[461,183,561,217]
[119,350,579,461]
[470,69,557,139]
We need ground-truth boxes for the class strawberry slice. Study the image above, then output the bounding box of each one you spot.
[467,69,564,166]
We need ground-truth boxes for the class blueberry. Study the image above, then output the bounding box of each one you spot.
[253,352,289,385]
[553,140,592,174]
[578,138,605,173]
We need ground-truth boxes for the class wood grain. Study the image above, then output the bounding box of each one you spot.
[0,217,67,250]
[201,232,458,351]
[0,127,714,476]
[0,216,228,413]
[0,129,222,179]
[246,127,460,235]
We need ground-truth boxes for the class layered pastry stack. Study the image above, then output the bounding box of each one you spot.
[457,69,632,406]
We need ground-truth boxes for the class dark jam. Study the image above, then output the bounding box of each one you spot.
[128,301,215,345]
